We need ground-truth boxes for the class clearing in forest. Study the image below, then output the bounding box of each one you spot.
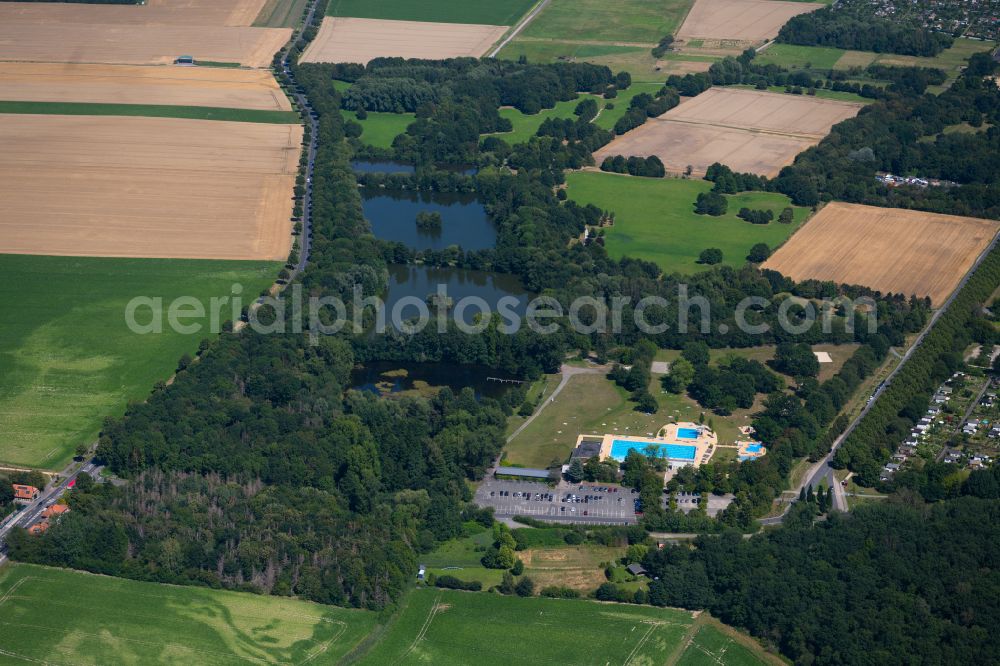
[301,17,508,64]
[763,202,1000,306]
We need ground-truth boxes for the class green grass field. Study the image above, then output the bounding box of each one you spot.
[357,588,774,665]
[0,100,299,124]
[0,255,279,469]
[728,83,871,104]
[253,0,309,27]
[326,0,537,25]
[521,0,693,43]
[755,43,846,70]
[565,172,810,274]
[355,111,415,148]
[0,563,376,665]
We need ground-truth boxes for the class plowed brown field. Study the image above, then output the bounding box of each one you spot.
[0,114,303,261]
[763,202,1000,305]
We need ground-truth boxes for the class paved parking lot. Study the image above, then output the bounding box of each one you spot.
[475,478,638,525]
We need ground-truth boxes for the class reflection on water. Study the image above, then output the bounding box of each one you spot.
[361,188,495,251]
[351,361,519,400]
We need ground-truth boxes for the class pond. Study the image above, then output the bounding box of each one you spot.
[351,160,414,174]
[350,361,521,400]
[384,264,532,330]
[361,188,496,251]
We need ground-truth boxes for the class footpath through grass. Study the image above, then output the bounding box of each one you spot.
[326,0,537,25]
[0,255,278,469]
[565,172,810,274]
[0,100,299,124]
[0,563,376,665]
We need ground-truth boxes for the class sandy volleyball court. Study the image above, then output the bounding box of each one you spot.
[301,17,508,64]
[594,87,862,177]
[0,114,303,261]
[763,202,1000,305]
[677,0,824,43]
[0,63,291,111]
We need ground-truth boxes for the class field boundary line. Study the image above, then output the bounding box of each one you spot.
[0,647,56,665]
[622,621,660,666]
[651,116,826,141]
[0,576,31,607]
[299,619,348,664]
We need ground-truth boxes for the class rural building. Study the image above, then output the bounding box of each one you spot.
[495,466,552,481]
[174,55,195,65]
[626,563,647,577]
[12,484,39,501]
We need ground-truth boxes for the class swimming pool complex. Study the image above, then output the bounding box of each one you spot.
[676,427,700,439]
[609,440,697,462]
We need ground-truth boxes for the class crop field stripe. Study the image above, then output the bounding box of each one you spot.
[326,0,538,25]
[0,100,299,124]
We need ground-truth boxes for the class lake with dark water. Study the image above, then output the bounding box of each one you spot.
[360,188,495,251]
[350,361,520,400]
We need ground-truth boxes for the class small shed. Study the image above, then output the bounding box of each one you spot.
[626,563,647,577]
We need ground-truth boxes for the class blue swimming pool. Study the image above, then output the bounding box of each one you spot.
[610,440,697,462]
[676,427,700,439]
[745,443,763,453]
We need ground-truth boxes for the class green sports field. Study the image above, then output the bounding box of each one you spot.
[0,255,278,469]
[326,0,537,25]
[520,0,693,43]
[0,100,299,124]
[565,172,810,274]
[355,111,415,148]
[0,563,376,665]
[357,588,774,665]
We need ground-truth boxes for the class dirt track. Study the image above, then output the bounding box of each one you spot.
[594,88,862,177]
[677,0,824,42]
[0,114,302,261]
[301,17,508,64]
[0,0,288,66]
[0,63,291,110]
[763,202,1000,305]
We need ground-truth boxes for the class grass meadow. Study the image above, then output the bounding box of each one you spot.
[326,0,537,25]
[358,588,695,665]
[0,100,299,124]
[358,587,777,665]
[0,563,376,665]
[0,255,278,469]
[564,172,810,274]
[354,111,415,148]
[520,0,694,43]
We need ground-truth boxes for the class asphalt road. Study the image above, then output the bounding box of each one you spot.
[0,460,97,565]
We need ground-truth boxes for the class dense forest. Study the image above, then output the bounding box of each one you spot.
[644,495,1000,665]
[777,5,954,55]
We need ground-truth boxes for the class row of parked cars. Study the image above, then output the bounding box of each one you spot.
[491,490,553,502]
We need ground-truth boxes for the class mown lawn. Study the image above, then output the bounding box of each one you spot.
[0,100,299,124]
[754,43,846,70]
[0,563,376,665]
[354,111,415,148]
[326,0,537,25]
[0,255,278,469]
[564,172,810,274]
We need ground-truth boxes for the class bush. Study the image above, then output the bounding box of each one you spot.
[698,248,723,265]
[514,576,535,597]
[540,585,580,598]
[694,191,727,216]
[435,575,482,591]
[747,243,771,263]
[564,531,584,545]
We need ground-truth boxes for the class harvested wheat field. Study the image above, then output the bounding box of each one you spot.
[677,0,824,43]
[0,23,288,67]
[301,17,508,64]
[0,114,302,261]
[0,0,289,66]
[0,0,269,27]
[0,63,291,111]
[594,87,862,177]
[763,202,1000,305]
